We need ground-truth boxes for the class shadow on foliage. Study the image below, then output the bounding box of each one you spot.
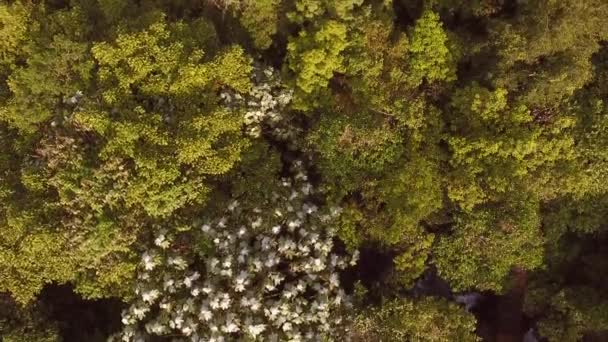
[38,284,125,342]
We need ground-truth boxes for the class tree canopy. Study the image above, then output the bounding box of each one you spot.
[1,1,608,341]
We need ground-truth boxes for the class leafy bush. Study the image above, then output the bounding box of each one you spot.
[349,297,479,342]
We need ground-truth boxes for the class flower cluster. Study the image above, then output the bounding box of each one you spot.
[114,161,358,341]
[222,67,296,141]
[64,90,84,105]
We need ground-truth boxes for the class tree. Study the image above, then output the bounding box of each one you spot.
[114,161,357,341]
[3,35,93,133]
[0,3,94,133]
[434,198,544,292]
[235,0,283,50]
[286,19,348,108]
[488,0,608,107]
[407,10,456,87]
[445,84,576,210]
[349,296,479,342]
[524,225,608,342]
[0,7,255,304]
[84,15,252,218]
[0,1,30,68]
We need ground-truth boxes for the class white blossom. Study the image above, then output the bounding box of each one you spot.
[251,217,262,229]
[168,256,188,270]
[247,324,267,338]
[184,272,200,288]
[145,321,166,334]
[272,225,281,234]
[154,233,170,249]
[228,200,239,211]
[200,307,213,321]
[142,289,160,304]
[329,273,340,289]
[142,252,158,271]
[132,306,149,320]
[223,321,239,333]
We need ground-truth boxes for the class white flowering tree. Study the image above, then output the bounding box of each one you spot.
[115,162,357,341]
[113,68,358,341]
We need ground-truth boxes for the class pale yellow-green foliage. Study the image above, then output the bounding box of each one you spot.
[0,208,76,304]
[2,34,94,132]
[86,16,252,217]
[407,10,456,86]
[238,0,282,50]
[287,20,348,95]
[0,2,30,67]
[434,198,544,292]
[447,85,576,210]
[351,297,480,341]
[491,0,608,106]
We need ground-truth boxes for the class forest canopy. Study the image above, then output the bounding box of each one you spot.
[1,0,608,341]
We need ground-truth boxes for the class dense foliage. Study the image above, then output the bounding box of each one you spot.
[2,0,608,341]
